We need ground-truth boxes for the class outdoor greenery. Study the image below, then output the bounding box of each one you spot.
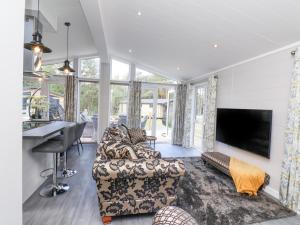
[80,57,100,78]
[30,95,49,119]
[23,79,41,90]
[110,85,128,116]
[43,63,64,75]
[80,82,99,116]
[49,83,64,96]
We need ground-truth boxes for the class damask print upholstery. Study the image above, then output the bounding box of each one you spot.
[133,143,161,159]
[101,140,137,160]
[102,127,132,145]
[128,128,147,144]
[93,127,185,217]
[153,206,198,225]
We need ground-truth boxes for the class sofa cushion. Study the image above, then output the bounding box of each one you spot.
[102,140,137,160]
[104,127,132,145]
[128,128,147,144]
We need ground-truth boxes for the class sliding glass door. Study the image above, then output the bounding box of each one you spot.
[155,87,174,143]
[193,86,206,148]
[140,86,175,143]
[79,82,99,142]
[110,84,129,127]
[141,88,155,135]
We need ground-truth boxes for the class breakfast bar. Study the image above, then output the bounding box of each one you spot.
[23,121,74,202]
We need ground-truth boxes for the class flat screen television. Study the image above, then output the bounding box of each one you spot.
[216,108,272,158]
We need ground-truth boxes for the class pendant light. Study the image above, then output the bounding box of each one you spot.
[58,22,75,75]
[24,0,52,54]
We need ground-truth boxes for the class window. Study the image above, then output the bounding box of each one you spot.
[79,82,99,142]
[79,57,100,78]
[23,78,43,121]
[49,83,65,121]
[193,87,206,148]
[110,85,129,126]
[111,59,130,81]
[136,68,177,84]
[43,62,73,76]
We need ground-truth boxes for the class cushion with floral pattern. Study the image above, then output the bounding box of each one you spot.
[128,128,147,144]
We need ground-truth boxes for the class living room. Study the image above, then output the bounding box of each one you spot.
[1,0,300,225]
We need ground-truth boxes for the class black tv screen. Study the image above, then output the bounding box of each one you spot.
[216,108,272,158]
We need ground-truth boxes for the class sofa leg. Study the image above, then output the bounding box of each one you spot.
[102,216,112,224]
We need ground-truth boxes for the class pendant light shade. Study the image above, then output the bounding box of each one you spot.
[58,60,75,74]
[24,0,52,54]
[58,22,75,75]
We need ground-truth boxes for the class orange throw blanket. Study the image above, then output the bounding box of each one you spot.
[229,157,265,196]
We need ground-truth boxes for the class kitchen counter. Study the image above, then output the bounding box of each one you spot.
[23,121,75,203]
[23,121,74,139]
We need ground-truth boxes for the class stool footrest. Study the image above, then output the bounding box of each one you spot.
[40,168,54,178]
[39,183,70,198]
[57,169,78,178]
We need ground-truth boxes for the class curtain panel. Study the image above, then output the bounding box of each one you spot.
[203,75,218,152]
[182,84,194,148]
[280,47,300,213]
[64,75,76,122]
[128,81,142,128]
[172,84,187,145]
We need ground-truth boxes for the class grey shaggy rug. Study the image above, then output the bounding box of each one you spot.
[176,157,295,225]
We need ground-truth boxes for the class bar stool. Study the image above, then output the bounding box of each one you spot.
[52,124,78,178]
[32,124,76,197]
[75,121,87,153]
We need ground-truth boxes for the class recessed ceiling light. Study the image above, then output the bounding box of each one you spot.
[176,67,180,71]
[128,49,133,53]
[213,44,219,48]
[137,11,142,16]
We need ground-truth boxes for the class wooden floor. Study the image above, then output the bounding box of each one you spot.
[23,143,300,225]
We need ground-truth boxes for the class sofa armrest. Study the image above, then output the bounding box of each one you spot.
[93,157,185,181]
[133,146,161,159]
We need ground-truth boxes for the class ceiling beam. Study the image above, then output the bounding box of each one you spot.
[79,0,108,62]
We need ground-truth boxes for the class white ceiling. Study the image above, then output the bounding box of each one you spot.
[41,0,98,62]
[99,0,300,80]
[36,0,300,80]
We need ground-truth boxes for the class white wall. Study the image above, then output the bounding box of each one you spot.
[215,48,294,196]
[0,1,25,224]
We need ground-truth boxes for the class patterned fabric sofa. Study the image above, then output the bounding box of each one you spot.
[92,126,185,217]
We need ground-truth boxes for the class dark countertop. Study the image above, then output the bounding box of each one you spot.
[23,121,75,139]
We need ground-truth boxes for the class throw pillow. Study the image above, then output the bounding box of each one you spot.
[128,128,147,144]
[107,127,131,145]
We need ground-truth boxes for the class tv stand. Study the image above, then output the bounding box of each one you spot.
[201,152,270,188]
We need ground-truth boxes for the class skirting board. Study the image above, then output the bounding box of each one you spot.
[264,185,279,200]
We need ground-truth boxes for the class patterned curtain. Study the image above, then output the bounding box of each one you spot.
[128,81,142,128]
[172,84,187,145]
[203,75,218,152]
[182,84,194,148]
[64,75,76,122]
[280,47,300,213]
